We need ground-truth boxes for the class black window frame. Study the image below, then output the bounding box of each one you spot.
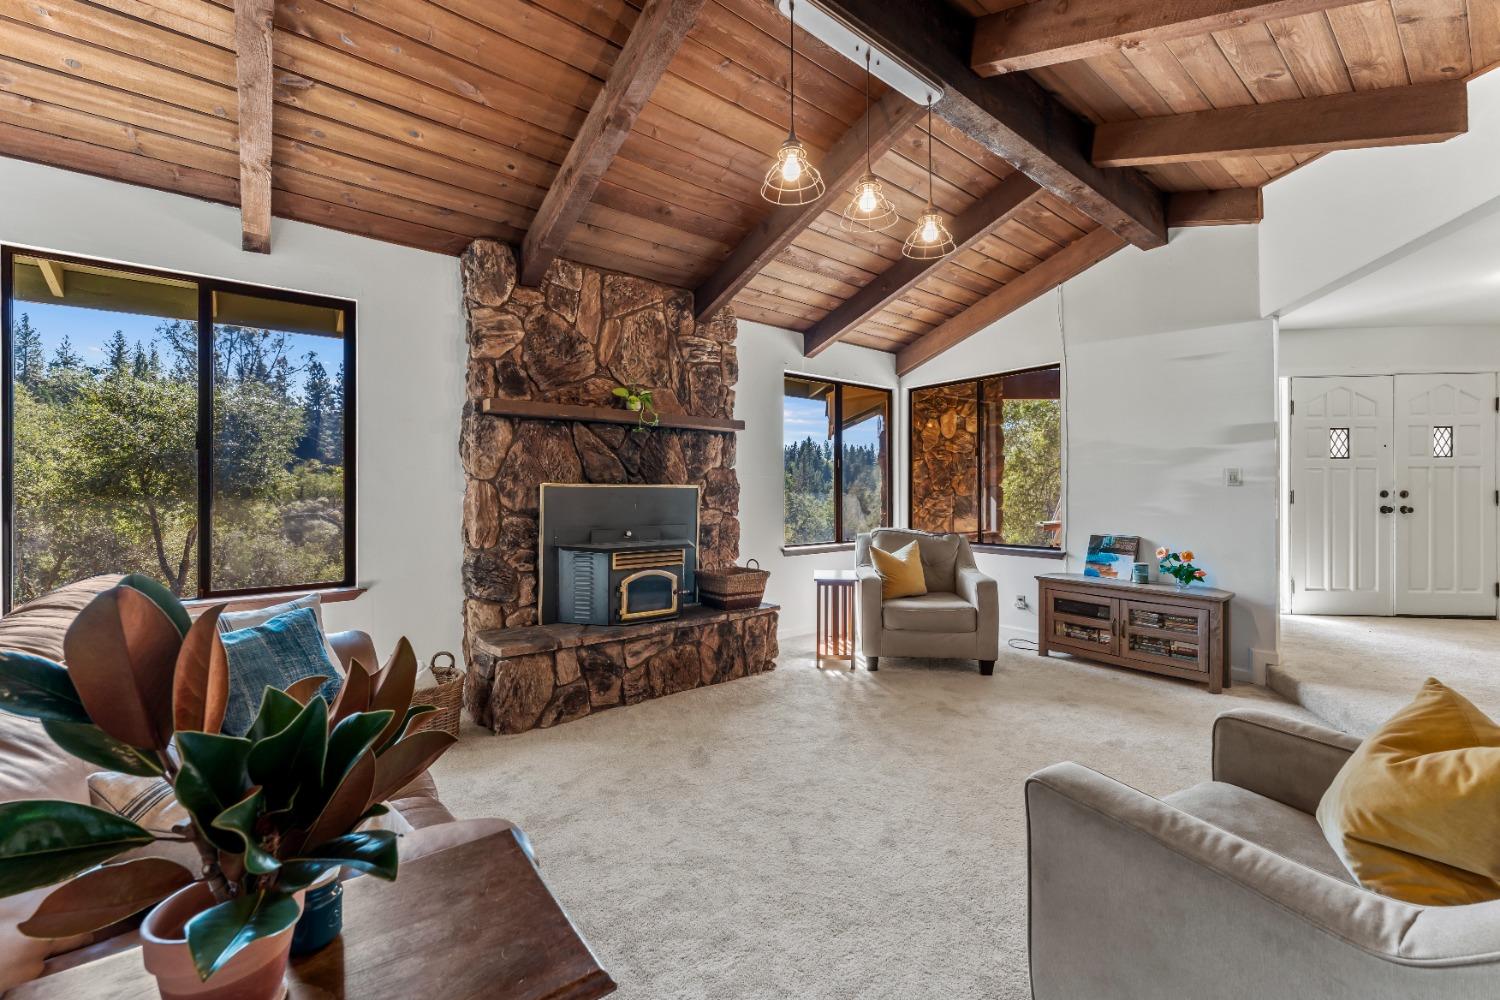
[906,362,1064,556]
[782,374,893,549]
[1,245,357,610]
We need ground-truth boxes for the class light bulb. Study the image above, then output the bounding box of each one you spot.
[857,183,878,214]
[781,149,803,183]
[920,215,940,244]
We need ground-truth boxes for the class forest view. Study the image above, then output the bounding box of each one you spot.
[783,380,888,546]
[10,283,347,606]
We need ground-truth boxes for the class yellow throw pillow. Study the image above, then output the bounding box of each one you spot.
[870,541,927,600]
[1316,678,1500,905]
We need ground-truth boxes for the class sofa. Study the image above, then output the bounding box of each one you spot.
[0,576,508,991]
[1026,709,1500,999]
[854,528,999,674]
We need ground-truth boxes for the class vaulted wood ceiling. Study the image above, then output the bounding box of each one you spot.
[0,0,1493,372]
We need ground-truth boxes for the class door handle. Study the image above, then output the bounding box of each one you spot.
[1400,505,1414,514]
[1379,490,1390,498]
[1380,505,1394,514]
[1399,490,1410,498]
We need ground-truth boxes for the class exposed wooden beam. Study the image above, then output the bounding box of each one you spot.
[1167,189,1264,228]
[972,0,1359,76]
[803,171,1042,356]
[234,0,273,253]
[693,89,924,322]
[807,0,1165,250]
[519,0,707,287]
[36,258,65,297]
[1094,81,1468,167]
[895,228,1125,376]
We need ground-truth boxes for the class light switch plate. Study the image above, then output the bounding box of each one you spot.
[1224,468,1244,487]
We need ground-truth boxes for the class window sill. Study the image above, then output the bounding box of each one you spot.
[185,586,367,614]
[971,545,1066,560]
[780,543,856,557]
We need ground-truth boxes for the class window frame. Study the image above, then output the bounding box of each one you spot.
[906,363,1064,557]
[1,245,357,610]
[781,373,893,551]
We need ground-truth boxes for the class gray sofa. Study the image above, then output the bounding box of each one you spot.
[854,528,999,674]
[1027,709,1500,999]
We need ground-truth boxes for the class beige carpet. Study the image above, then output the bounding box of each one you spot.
[1272,614,1500,736]
[432,643,1307,1000]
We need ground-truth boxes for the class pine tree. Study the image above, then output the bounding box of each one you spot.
[13,312,44,387]
[49,335,83,372]
[106,330,131,374]
[298,356,331,462]
[133,341,150,379]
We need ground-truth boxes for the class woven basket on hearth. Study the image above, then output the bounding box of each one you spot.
[697,559,770,610]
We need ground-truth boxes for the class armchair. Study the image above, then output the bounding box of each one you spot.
[1026,710,1500,999]
[854,528,999,675]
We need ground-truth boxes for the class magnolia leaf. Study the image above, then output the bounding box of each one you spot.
[279,830,398,891]
[42,720,162,777]
[369,729,455,808]
[283,674,330,707]
[0,652,90,724]
[211,787,278,875]
[0,801,152,897]
[369,639,418,749]
[330,658,373,725]
[376,705,437,755]
[245,687,304,744]
[19,857,193,938]
[324,710,392,794]
[119,575,192,638]
[185,889,301,982]
[175,732,253,853]
[360,803,389,821]
[300,748,376,853]
[172,605,229,735]
[63,586,181,750]
[247,697,327,815]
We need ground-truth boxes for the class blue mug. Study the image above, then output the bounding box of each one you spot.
[1131,563,1150,585]
[291,877,343,956]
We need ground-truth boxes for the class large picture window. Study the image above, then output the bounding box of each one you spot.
[909,365,1061,550]
[783,375,891,547]
[3,248,354,609]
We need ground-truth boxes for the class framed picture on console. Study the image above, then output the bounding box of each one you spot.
[1084,534,1139,579]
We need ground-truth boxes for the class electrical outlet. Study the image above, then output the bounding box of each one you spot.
[1014,595,1029,611]
[1224,467,1244,487]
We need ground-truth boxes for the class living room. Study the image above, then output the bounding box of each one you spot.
[1,2,1499,998]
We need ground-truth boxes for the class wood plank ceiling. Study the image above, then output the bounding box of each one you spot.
[0,0,1495,367]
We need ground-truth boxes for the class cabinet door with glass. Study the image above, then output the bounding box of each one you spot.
[1120,600,1208,674]
[1045,591,1119,656]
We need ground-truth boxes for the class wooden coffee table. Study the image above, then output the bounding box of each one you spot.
[10,830,616,1000]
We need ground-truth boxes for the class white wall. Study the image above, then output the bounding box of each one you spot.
[734,322,898,639]
[1280,325,1500,377]
[0,158,467,665]
[1260,71,1500,316]
[904,227,1280,675]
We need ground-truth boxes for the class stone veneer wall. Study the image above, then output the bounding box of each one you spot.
[459,240,743,659]
[909,384,980,535]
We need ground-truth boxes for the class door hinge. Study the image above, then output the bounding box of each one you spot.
[1495,582,1498,598]
[1290,579,1296,593]
[1289,399,1295,415]
[1494,396,1498,412]
[1289,489,1295,504]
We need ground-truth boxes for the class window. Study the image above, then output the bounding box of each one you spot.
[783,375,891,547]
[1433,425,1453,459]
[3,248,354,609]
[1329,427,1351,460]
[909,365,1061,550]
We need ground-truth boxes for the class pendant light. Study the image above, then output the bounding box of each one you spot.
[902,96,956,260]
[762,0,825,206]
[840,47,898,234]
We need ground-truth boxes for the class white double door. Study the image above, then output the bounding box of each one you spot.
[1289,374,1497,617]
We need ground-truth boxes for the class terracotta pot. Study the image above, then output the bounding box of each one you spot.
[141,883,305,1000]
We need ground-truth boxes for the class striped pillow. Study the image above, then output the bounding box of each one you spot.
[220,608,342,737]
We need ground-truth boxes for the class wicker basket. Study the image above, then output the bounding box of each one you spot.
[698,559,770,610]
[410,651,463,739]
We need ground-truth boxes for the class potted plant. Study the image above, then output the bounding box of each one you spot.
[0,576,455,998]
[1156,547,1207,589]
[611,384,660,431]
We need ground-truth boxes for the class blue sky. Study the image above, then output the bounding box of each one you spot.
[783,391,884,451]
[15,301,342,399]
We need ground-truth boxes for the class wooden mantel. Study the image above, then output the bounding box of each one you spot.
[479,398,745,433]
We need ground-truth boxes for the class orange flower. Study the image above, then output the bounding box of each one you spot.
[1194,569,1206,579]
[1181,550,1195,561]
[1155,546,1169,559]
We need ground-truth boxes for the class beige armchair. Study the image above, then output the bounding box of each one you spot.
[1027,710,1500,999]
[854,528,999,675]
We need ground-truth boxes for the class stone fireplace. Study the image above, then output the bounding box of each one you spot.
[458,241,777,734]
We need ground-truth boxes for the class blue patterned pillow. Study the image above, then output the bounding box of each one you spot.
[219,608,342,736]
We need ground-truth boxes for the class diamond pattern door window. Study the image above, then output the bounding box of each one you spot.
[1329,427,1351,460]
[1433,426,1454,459]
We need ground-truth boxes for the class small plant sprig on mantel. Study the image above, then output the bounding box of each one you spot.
[612,384,660,432]
[1156,547,1207,588]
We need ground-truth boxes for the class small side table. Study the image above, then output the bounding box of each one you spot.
[815,569,857,669]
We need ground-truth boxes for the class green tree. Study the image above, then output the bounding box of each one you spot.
[105,330,131,374]
[49,335,83,372]
[998,399,1062,547]
[13,312,44,388]
[299,356,331,463]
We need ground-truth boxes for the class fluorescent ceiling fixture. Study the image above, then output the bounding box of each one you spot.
[774,0,943,106]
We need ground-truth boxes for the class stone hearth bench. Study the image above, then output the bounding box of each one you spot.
[466,604,779,734]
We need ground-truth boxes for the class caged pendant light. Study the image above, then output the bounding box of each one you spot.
[902,96,956,260]
[762,0,826,206]
[840,47,898,234]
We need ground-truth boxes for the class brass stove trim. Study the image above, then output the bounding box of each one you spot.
[611,548,686,571]
[617,569,680,622]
